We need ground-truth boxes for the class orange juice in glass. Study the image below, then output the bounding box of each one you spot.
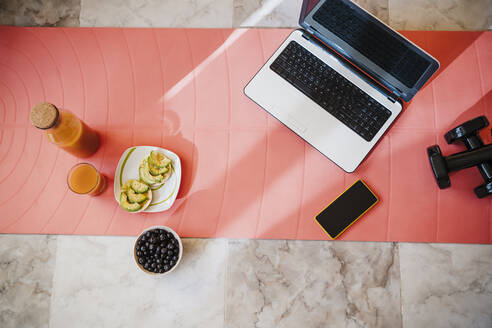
[67,163,106,196]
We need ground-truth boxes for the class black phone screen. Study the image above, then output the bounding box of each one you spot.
[315,180,378,239]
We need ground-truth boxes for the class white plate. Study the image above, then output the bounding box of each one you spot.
[114,146,182,213]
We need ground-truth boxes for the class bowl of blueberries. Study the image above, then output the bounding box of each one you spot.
[134,226,182,275]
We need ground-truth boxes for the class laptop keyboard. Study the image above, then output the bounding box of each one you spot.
[312,0,430,88]
[270,41,392,142]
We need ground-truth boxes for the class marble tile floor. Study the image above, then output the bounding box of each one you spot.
[0,0,491,30]
[1,235,491,327]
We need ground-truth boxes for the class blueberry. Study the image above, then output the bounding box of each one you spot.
[145,232,151,238]
[135,245,140,251]
[159,234,165,241]
[172,255,178,261]
[144,263,150,270]
[151,263,156,269]
[171,239,177,245]
[167,244,174,250]
[160,248,166,254]
[141,246,146,252]
[163,265,170,271]
[163,259,169,264]
[138,258,144,264]
[159,269,164,273]
[170,260,176,266]
[149,237,155,244]
[156,246,161,253]
[156,258,161,264]
[143,251,148,256]
[173,249,179,255]
[136,251,142,257]
[141,235,146,242]
[165,232,172,238]
[149,244,154,251]
[157,264,162,270]
[167,250,173,256]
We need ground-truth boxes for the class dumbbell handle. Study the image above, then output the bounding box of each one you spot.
[463,134,484,150]
[463,134,492,181]
[446,144,492,172]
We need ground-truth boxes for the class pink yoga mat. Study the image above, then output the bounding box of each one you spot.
[0,27,490,243]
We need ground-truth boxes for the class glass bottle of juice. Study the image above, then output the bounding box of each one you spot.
[30,102,100,158]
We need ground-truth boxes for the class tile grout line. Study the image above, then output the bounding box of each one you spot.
[397,242,405,328]
[77,0,83,26]
[48,235,60,328]
[387,0,392,28]
[223,239,230,328]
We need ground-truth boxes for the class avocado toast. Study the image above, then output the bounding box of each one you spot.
[119,179,152,212]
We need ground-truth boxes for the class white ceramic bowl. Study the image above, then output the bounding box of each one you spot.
[134,225,183,275]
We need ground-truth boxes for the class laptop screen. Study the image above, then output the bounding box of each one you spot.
[299,0,439,102]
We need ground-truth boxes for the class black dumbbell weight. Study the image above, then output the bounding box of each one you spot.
[475,181,492,198]
[445,116,492,198]
[427,116,492,198]
[445,116,492,179]
[428,144,492,188]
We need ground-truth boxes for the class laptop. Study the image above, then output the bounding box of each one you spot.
[244,0,439,172]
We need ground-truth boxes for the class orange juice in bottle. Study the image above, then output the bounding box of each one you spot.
[30,102,99,158]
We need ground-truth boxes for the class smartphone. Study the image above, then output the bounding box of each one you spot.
[315,180,378,239]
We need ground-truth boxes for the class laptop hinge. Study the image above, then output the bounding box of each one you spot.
[304,24,316,37]
[387,95,397,103]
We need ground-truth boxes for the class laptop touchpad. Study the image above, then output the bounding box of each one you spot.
[286,113,308,134]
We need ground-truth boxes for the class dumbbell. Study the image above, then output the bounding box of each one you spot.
[427,116,492,198]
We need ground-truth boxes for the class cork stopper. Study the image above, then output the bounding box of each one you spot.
[30,102,59,129]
